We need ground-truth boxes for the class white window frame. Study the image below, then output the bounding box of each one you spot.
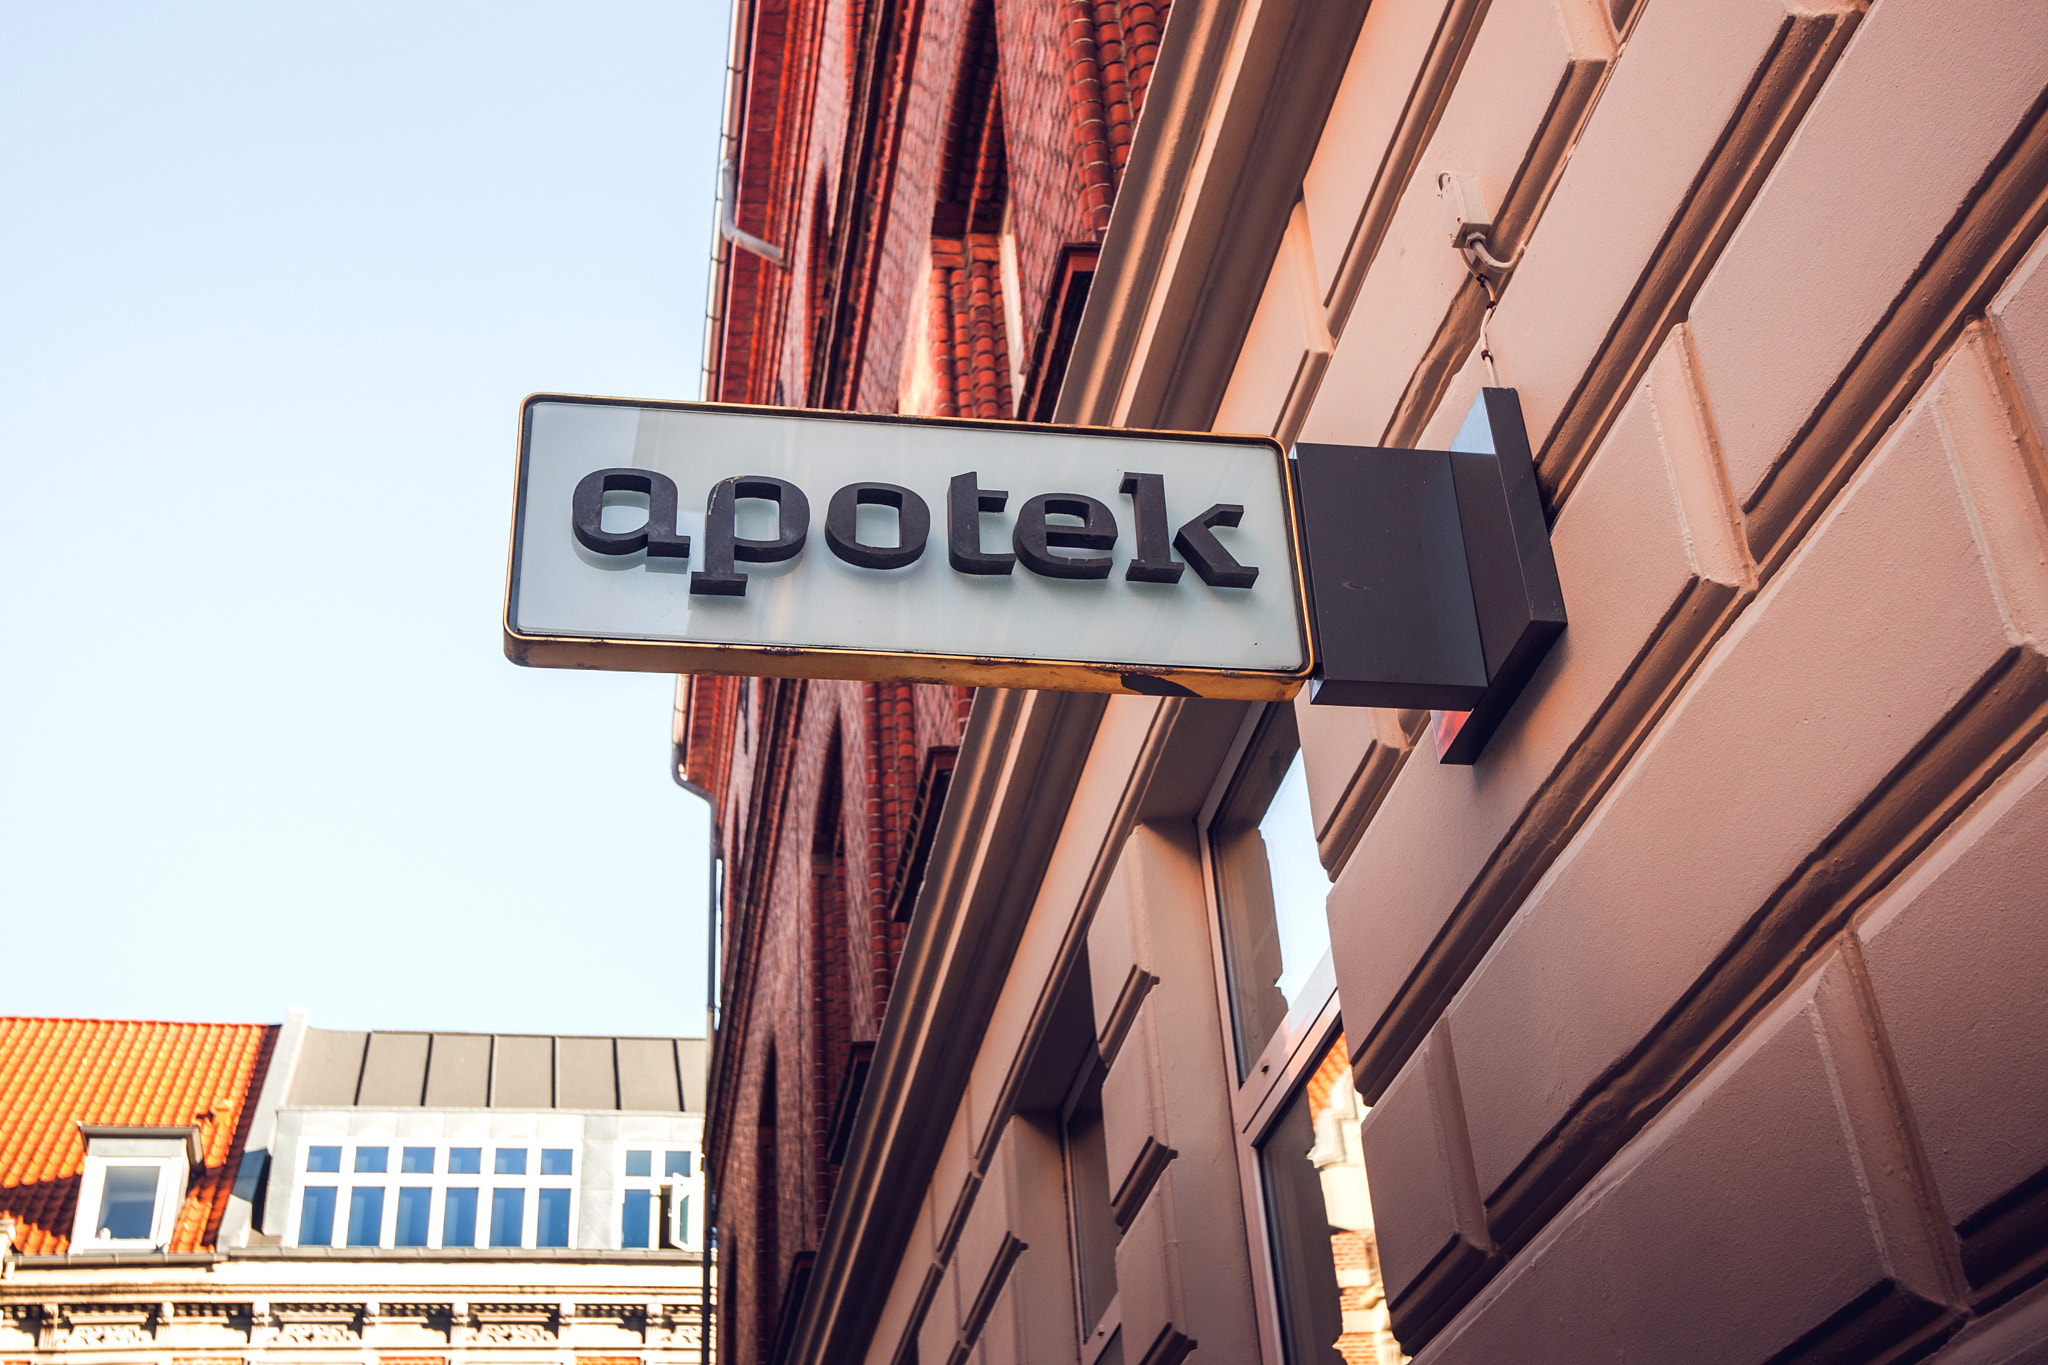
[287,1139,579,1250]
[616,1142,701,1249]
[71,1152,188,1250]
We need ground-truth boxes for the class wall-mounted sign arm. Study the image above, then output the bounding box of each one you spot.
[1292,387,1565,764]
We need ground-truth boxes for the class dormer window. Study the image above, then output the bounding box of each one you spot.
[70,1125,199,1251]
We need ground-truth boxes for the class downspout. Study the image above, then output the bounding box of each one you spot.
[721,158,785,265]
[673,676,723,1363]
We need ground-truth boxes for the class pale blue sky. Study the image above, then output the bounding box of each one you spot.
[0,4,726,1037]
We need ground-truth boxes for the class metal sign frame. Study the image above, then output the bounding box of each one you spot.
[503,394,1317,701]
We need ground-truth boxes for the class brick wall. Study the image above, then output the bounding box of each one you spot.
[698,679,966,1365]
[702,0,1185,1357]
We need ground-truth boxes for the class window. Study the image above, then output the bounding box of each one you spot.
[1199,705,1403,1365]
[444,1187,479,1247]
[490,1188,525,1247]
[96,1166,159,1240]
[1208,705,1333,1078]
[622,1189,653,1248]
[619,1144,702,1248]
[395,1186,432,1246]
[1255,1034,1399,1364]
[346,1187,384,1246]
[300,1185,337,1245]
[537,1187,572,1246]
[286,1139,575,1250]
[70,1128,194,1250]
[1061,1056,1118,1342]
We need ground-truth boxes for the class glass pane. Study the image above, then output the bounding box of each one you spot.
[1064,1073,1118,1337]
[97,1165,159,1240]
[625,1149,652,1179]
[621,1189,652,1248]
[306,1145,342,1173]
[495,1147,527,1175]
[299,1186,337,1246]
[665,1150,693,1178]
[540,1148,573,1176]
[442,1187,478,1248]
[401,1146,436,1174]
[448,1147,482,1175]
[346,1187,384,1246]
[537,1188,571,1247]
[1257,1034,1404,1365]
[1211,706,1333,1078]
[676,1194,691,1246]
[354,1146,388,1173]
[395,1187,431,1246]
[490,1188,525,1247]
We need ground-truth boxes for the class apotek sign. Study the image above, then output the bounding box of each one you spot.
[505,396,1313,699]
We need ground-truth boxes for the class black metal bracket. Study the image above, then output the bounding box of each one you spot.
[1293,388,1566,765]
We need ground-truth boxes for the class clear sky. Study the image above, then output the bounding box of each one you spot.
[0,4,727,1038]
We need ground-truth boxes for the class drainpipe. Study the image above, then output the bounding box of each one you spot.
[672,677,722,1363]
[720,158,784,265]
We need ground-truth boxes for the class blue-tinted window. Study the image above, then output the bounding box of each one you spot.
[346,1187,384,1246]
[96,1165,159,1240]
[625,1150,652,1178]
[306,1145,342,1173]
[299,1186,337,1245]
[442,1188,478,1247]
[495,1148,527,1176]
[677,1194,690,1245]
[621,1189,652,1248]
[665,1150,693,1178]
[401,1147,435,1174]
[490,1189,525,1247]
[448,1147,482,1175]
[540,1148,573,1176]
[395,1187,431,1247]
[354,1146,388,1174]
[537,1188,571,1247]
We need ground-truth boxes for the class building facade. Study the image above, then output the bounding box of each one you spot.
[0,1015,711,1365]
[690,0,2048,1362]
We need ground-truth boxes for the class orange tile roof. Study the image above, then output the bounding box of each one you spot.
[0,1017,275,1255]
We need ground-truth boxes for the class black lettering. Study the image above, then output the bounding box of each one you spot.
[571,468,691,559]
[825,481,930,570]
[692,475,810,597]
[947,472,1015,575]
[1173,504,1259,589]
[1014,493,1116,580]
[1118,472,1184,583]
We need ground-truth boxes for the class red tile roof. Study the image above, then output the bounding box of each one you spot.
[0,1017,274,1255]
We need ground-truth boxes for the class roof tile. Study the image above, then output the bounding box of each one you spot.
[0,1017,273,1255]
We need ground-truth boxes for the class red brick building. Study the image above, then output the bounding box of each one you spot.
[693,1,1171,1360]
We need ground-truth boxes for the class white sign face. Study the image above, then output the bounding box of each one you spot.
[505,396,1311,698]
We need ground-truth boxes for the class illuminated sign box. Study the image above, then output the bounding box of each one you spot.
[505,396,1314,700]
